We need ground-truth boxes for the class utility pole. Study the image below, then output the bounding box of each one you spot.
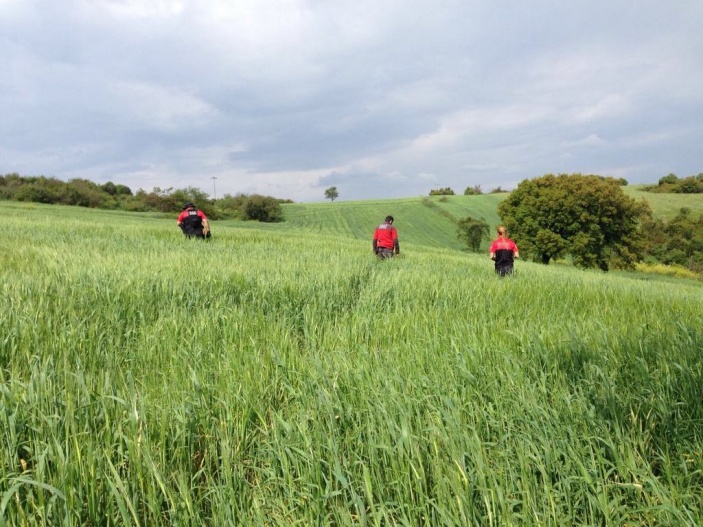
[210,176,218,201]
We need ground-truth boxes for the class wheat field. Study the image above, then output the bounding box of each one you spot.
[1,202,702,526]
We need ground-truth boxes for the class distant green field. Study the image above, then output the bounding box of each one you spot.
[624,185,703,220]
[2,202,702,525]
[279,193,505,251]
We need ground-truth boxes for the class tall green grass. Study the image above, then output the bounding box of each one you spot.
[1,202,702,525]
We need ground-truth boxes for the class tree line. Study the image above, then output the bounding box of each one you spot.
[4,172,700,276]
[0,173,288,222]
[643,173,703,194]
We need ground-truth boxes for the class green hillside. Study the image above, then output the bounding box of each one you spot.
[278,193,505,251]
[624,185,703,220]
[271,187,698,253]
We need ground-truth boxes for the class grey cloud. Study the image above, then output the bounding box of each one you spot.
[1,0,702,200]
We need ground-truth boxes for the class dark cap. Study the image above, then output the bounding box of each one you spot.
[182,202,195,210]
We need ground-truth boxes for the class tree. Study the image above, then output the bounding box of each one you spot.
[659,173,679,186]
[101,181,118,196]
[457,216,490,252]
[324,186,339,201]
[497,173,651,271]
[65,178,107,208]
[429,187,455,196]
[244,194,284,222]
[646,173,703,194]
[464,185,482,195]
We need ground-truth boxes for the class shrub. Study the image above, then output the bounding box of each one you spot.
[244,194,284,222]
[429,187,455,196]
[659,173,679,186]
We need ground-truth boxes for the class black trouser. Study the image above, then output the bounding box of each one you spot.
[495,264,513,276]
[183,228,205,239]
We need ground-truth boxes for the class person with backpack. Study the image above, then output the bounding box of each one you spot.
[177,202,210,239]
[373,215,400,259]
[488,226,519,276]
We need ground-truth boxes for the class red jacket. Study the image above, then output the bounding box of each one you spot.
[373,223,398,249]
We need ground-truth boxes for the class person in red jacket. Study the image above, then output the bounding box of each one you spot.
[177,202,210,239]
[488,226,519,276]
[373,215,400,259]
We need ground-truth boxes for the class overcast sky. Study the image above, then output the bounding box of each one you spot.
[1,0,701,202]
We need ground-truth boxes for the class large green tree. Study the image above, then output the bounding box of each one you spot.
[498,173,651,270]
[324,186,339,201]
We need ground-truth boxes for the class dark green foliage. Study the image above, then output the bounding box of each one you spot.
[1,173,126,207]
[498,173,651,270]
[429,187,455,196]
[243,194,284,222]
[643,207,703,274]
[463,185,482,195]
[675,176,703,194]
[100,181,132,196]
[324,186,339,201]
[456,216,490,252]
[659,173,679,185]
[217,193,249,219]
[66,178,109,208]
[14,177,68,204]
[647,173,703,194]
[0,173,289,221]
[101,181,118,195]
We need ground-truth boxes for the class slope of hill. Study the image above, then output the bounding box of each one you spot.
[278,193,505,250]
[624,185,703,220]
[272,187,699,253]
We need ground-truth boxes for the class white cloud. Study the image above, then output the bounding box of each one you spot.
[1,0,702,200]
[561,134,606,148]
[94,0,187,18]
[109,81,219,130]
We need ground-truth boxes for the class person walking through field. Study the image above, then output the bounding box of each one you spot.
[177,202,210,239]
[489,226,519,276]
[373,215,400,259]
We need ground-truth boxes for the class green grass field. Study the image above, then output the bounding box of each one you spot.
[623,185,703,220]
[2,200,702,525]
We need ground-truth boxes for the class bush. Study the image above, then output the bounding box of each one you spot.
[658,173,679,186]
[674,177,703,194]
[429,187,455,196]
[244,194,284,222]
[456,216,490,252]
[15,177,68,204]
